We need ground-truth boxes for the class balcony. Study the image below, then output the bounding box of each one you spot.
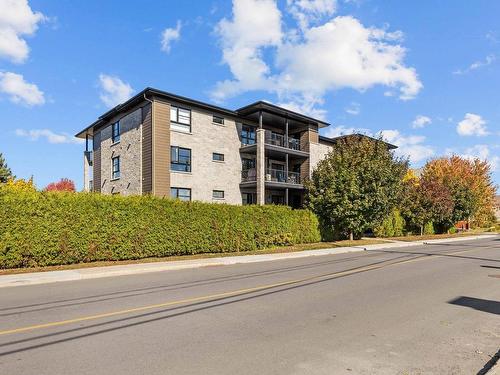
[241,168,302,186]
[265,168,301,185]
[264,130,300,151]
[241,169,257,182]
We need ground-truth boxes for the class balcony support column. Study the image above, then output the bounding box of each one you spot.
[285,188,289,206]
[285,118,289,148]
[256,128,266,205]
[285,153,289,182]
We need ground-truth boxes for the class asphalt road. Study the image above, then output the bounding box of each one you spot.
[0,237,498,375]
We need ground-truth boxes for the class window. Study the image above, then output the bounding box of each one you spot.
[241,125,256,145]
[212,152,224,162]
[170,187,191,201]
[242,193,256,205]
[171,146,191,172]
[213,115,224,125]
[111,156,120,179]
[170,106,191,132]
[112,121,120,143]
[213,190,224,199]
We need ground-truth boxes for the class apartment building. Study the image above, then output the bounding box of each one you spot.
[76,87,394,207]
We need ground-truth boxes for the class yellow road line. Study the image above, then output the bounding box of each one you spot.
[0,247,489,337]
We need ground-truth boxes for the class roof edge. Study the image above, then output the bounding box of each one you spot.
[319,133,398,150]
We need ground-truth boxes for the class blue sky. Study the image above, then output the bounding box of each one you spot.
[0,0,499,189]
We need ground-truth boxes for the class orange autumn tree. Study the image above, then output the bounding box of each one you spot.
[44,178,76,192]
[422,156,496,227]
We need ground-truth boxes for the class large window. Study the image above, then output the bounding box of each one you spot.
[111,156,120,179]
[242,193,256,205]
[171,146,191,172]
[112,121,120,143]
[170,187,191,201]
[241,125,256,145]
[212,152,224,162]
[213,115,224,125]
[213,190,224,199]
[170,106,191,132]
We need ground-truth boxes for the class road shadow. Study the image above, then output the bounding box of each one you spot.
[367,248,499,263]
[480,265,500,270]
[0,251,395,317]
[0,253,423,357]
[448,296,500,315]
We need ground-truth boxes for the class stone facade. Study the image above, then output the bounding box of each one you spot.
[169,105,243,204]
[99,108,143,195]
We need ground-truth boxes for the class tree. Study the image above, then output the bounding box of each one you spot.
[44,178,76,192]
[400,172,454,235]
[306,136,408,240]
[422,156,496,227]
[0,152,14,183]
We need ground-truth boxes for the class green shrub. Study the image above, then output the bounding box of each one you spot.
[448,226,457,234]
[374,210,405,237]
[0,187,321,269]
[423,221,435,235]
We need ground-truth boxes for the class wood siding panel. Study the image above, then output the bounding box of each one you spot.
[153,99,171,197]
[142,103,153,194]
[300,127,319,181]
[92,131,101,192]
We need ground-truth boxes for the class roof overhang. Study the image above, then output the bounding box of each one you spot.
[236,101,330,128]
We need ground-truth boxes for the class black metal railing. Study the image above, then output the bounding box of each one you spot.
[264,130,300,151]
[265,169,301,184]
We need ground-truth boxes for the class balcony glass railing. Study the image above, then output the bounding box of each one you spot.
[264,130,300,151]
[241,168,301,185]
[241,168,257,182]
[265,169,301,185]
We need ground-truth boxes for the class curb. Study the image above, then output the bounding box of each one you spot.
[0,234,497,289]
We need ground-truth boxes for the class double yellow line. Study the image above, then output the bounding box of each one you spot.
[0,247,486,337]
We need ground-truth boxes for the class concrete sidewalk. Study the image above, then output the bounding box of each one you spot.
[0,234,496,288]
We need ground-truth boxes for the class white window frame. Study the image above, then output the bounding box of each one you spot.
[170,106,191,133]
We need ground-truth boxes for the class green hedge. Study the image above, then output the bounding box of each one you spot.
[0,188,320,269]
[373,210,405,237]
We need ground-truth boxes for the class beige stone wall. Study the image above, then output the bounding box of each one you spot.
[100,108,142,195]
[309,142,332,174]
[169,106,243,204]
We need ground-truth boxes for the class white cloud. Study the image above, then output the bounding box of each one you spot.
[456,113,488,136]
[462,144,499,171]
[160,21,181,53]
[453,55,495,75]
[380,129,434,164]
[0,0,45,63]
[213,1,422,116]
[411,115,431,129]
[15,129,83,144]
[0,71,44,106]
[323,124,371,138]
[287,0,337,30]
[98,74,134,108]
[345,101,360,115]
[213,0,282,101]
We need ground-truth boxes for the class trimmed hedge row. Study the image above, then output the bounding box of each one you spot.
[0,188,320,269]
